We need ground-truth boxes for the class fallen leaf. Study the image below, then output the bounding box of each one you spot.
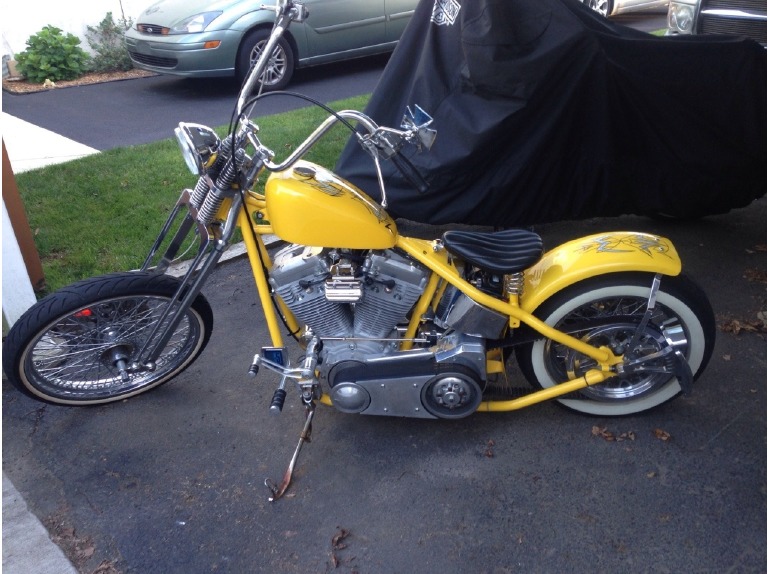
[484,439,495,458]
[653,428,671,441]
[592,425,614,441]
[332,528,350,549]
[646,471,657,478]
[722,354,731,361]
[743,268,766,283]
[719,318,766,335]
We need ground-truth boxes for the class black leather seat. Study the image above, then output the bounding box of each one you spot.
[442,229,543,274]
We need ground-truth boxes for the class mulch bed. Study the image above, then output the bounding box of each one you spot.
[2,69,156,94]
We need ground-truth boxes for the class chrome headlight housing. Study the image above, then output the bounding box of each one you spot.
[174,123,221,175]
[667,1,697,34]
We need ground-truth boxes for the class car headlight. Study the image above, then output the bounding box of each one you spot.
[175,123,221,175]
[170,11,223,34]
[668,3,696,34]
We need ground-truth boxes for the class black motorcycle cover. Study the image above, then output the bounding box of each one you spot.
[335,0,766,226]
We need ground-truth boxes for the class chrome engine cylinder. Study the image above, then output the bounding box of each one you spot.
[269,244,353,337]
[353,251,429,339]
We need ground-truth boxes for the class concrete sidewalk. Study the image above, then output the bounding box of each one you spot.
[2,112,99,173]
[2,111,95,573]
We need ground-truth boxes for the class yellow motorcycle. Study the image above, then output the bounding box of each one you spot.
[2,1,714,500]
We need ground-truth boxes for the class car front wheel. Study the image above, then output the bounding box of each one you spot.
[237,28,295,91]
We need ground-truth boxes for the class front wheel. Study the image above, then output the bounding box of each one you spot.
[515,273,715,416]
[3,272,213,405]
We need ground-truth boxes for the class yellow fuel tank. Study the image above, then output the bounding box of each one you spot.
[265,161,398,248]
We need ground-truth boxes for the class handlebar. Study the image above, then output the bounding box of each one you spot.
[230,0,435,205]
[254,110,378,173]
[236,1,308,117]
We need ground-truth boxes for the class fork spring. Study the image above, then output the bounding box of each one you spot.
[197,148,245,225]
[189,176,210,210]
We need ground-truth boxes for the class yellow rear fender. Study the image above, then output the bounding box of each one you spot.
[520,232,681,313]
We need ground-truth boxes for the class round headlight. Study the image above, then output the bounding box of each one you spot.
[175,126,199,174]
[174,123,221,176]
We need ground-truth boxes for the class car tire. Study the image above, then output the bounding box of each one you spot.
[237,28,295,91]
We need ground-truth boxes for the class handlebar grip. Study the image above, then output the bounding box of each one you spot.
[269,389,287,414]
[392,152,429,194]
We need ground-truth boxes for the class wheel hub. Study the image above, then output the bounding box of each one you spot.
[561,323,678,401]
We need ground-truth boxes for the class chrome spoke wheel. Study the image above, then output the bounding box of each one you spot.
[23,295,200,399]
[515,273,714,416]
[4,272,213,405]
[545,317,682,402]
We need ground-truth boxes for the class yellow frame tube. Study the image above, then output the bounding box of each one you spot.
[400,272,441,350]
[238,209,300,347]
[396,237,614,365]
[478,369,615,412]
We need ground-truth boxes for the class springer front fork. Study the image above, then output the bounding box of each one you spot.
[127,186,243,378]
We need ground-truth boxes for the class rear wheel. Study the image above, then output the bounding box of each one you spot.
[237,28,295,90]
[515,273,715,416]
[3,272,213,405]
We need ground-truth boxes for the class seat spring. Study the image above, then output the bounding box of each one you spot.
[505,272,525,296]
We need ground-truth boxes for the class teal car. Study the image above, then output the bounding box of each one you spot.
[125,0,417,89]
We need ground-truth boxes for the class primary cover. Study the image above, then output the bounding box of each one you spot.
[335,0,766,226]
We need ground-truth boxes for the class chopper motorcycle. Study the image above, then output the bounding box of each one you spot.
[3,1,715,500]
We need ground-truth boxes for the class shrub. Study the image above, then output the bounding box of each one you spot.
[86,12,135,73]
[15,25,90,83]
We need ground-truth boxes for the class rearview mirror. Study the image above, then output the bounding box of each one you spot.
[402,105,436,151]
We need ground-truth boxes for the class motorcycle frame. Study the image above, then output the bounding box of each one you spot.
[139,164,683,413]
[236,184,683,413]
[138,0,685,413]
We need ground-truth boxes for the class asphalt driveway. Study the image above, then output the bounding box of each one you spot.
[3,196,766,573]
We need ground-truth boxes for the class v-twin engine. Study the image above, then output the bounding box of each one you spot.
[269,244,429,344]
[268,244,490,419]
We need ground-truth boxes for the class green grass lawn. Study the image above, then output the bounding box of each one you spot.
[16,94,369,293]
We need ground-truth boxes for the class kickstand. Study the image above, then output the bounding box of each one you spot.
[265,402,315,502]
